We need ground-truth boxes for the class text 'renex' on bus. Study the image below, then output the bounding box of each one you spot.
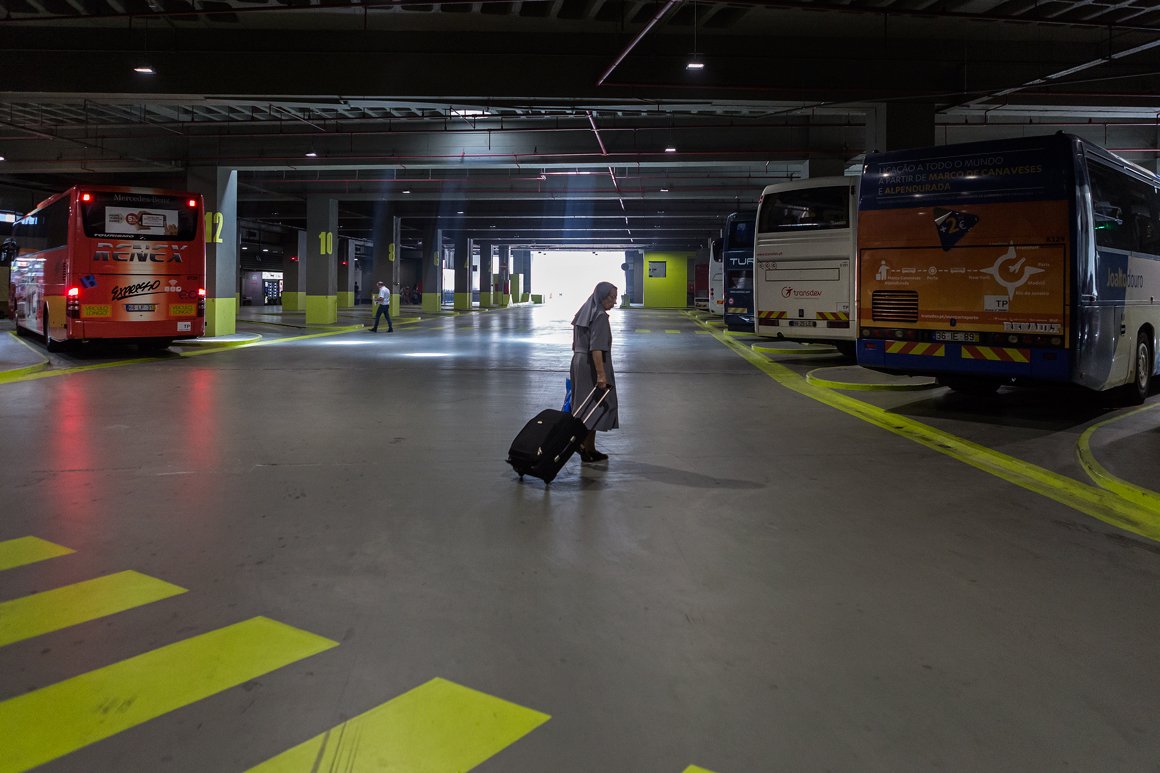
[856,133,1160,403]
[7,187,206,351]
[721,212,756,332]
[753,177,858,357]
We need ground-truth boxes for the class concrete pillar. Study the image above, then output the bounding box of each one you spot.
[421,224,442,313]
[390,215,402,318]
[513,248,531,303]
[478,241,494,308]
[337,237,355,309]
[625,249,643,306]
[453,231,471,310]
[305,196,338,324]
[866,103,936,153]
[283,231,305,311]
[497,245,511,306]
[187,167,238,336]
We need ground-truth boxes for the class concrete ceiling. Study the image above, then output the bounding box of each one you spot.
[2,0,1160,250]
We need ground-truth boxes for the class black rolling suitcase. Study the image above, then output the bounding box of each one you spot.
[506,386,612,484]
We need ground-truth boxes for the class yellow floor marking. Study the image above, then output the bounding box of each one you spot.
[0,571,186,648]
[0,536,74,572]
[664,329,681,334]
[700,320,1160,542]
[635,329,652,333]
[1075,403,1160,509]
[694,330,711,334]
[683,766,719,773]
[0,616,337,773]
[247,677,549,773]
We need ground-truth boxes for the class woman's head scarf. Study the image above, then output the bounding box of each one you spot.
[572,281,616,327]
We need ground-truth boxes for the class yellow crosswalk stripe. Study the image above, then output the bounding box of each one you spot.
[665,329,681,334]
[0,571,186,648]
[247,677,549,772]
[0,616,337,773]
[683,766,719,773]
[0,537,73,571]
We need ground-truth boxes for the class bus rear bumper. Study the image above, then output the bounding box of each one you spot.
[857,339,1070,381]
[73,319,205,341]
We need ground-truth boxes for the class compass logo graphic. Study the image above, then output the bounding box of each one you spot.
[981,244,1044,299]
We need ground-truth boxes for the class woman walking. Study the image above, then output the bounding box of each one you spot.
[570,281,619,462]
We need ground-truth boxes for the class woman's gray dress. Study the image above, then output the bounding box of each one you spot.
[570,310,619,430]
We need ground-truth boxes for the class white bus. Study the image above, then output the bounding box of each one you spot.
[708,236,725,316]
[753,176,857,356]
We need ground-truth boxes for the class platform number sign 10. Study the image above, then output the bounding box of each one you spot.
[318,231,335,256]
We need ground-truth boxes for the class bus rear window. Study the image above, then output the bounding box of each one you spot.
[81,192,198,241]
[759,186,849,233]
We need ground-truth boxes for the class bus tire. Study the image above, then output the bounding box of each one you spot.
[1121,329,1153,405]
[834,341,857,359]
[139,339,173,353]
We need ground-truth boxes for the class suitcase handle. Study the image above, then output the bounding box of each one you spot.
[574,385,613,426]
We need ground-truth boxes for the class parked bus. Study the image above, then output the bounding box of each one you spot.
[708,236,725,316]
[857,133,1160,402]
[722,211,756,331]
[753,177,858,354]
[0,210,19,317]
[8,186,206,350]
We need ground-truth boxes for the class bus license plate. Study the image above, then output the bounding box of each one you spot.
[788,320,817,327]
[126,304,156,312]
[933,331,980,343]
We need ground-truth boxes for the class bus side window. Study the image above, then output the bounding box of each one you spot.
[0,239,15,265]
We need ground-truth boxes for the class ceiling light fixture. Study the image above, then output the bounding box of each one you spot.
[687,0,704,71]
[660,188,669,192]
[134,65,156,75]
[305,151,317,158]
[665,146,677,153]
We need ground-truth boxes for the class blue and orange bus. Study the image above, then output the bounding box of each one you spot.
[857,133,1160,402]
[722,211,756,331]
[8,186,206,350]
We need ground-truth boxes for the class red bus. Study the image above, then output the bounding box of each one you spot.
[6,186,205,350]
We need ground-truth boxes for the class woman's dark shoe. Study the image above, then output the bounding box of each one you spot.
[580,450,609,463]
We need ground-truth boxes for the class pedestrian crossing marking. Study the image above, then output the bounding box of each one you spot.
[0,537,74,572]
[635,328,652,333]
[0,616,338,773]
[0,570,186,648]
[664,329,681,334]
[683,766,719,773]
[246,677,550,772]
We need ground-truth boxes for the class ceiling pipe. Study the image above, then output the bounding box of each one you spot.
[596,0,683,87]
[586,110,628,214]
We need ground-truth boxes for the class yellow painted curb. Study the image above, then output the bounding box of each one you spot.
[0,331,51,382]
[752,343,839,355]
[1075,404,1160,510]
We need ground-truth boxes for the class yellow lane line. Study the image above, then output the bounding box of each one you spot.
[0,537,74,572]
[699,320,1160,542]
[752,344,838,355]
[1075,403,1160,509]
[636,329,653,333]
[0,616,337,773]
[246,677,549,772]
[665,329,681,334]
[683,767,719,773]
[0,571,186,648]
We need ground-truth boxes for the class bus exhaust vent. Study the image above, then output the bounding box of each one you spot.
[871,290,919,322]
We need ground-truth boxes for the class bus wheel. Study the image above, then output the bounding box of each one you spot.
[139,339,173,353]
[936,375,1001,396]
[1121,331,1153,405]
[834,341,857,359]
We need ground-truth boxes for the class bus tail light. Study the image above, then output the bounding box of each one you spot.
[80,192,92,203]
[66,286,80,318]
[197,288,206,317]
[187,198,198,208]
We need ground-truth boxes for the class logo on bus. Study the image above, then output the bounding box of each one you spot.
[94,242,187,263]
[981,244,1043,299]
[934,208,979,251]
[781,286,822,298]
[1107,268,1144,289]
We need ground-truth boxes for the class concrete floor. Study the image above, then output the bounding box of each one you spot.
[2,303,1160,772]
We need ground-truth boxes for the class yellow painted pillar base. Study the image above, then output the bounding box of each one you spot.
[337,291,355,309]
[283,292,305,312]
[422,292,441,313]
[454,292,472,311]
[510,276,522,304]
[305,294,338,324]
[205,297,237,337]
[390,296,400,317]
[479,291,493,308]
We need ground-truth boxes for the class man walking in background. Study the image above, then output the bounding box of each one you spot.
[370,280,394,332]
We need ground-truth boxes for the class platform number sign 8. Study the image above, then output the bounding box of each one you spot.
[204,211,224,244]
[318,231,335,256]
